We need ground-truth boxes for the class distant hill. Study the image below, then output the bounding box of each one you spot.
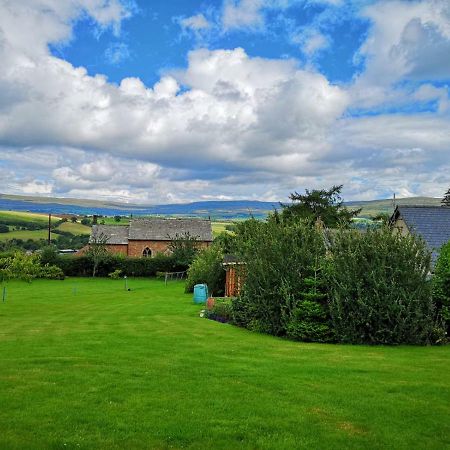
[347,197,442,218]
[0,194,279,219]
[0,193,442,219]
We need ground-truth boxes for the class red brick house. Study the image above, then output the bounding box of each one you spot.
[88,218,213,257]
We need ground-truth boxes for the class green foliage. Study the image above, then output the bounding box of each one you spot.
[0,251,64,281]
[432,241,450,337]
[204,298,233,323]
[168,232,201,267]
[109,269,123,279]
[80,218,91,226]
[114,215,121,222]
[185,245,225,295]
[40,245,59,266]
[285,277,333,342]
[0,224,9,233]
[85,230,109,277]
[231,219,329,337]
[55,253,179,277]
[281,185,359,227]
[327,226,435,345]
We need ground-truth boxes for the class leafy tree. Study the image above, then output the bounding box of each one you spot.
[80,218,91,226]
[281,185,360,227]
[71,216,77,223]
[85,230,109,277]
[0,224,9,233]
[114,215,121,222]
[168,232,201,268]
[185,245,225,295]
[442,188,450,206]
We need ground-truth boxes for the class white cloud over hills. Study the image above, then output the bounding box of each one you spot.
[0,0,449,203]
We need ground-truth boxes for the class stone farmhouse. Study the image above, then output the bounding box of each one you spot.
[390,205,450,263]
[89,218,213,258]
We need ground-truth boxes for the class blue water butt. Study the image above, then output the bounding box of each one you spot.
[193,284,208,304]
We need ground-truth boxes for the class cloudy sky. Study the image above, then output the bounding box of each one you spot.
[0,0,449,204]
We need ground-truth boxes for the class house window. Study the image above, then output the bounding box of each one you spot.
[142,247,152,258]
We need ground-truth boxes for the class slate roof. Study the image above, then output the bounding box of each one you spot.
[90,225,129,245]
[128,218,213,241]
[392,206,450,261]
[90,218,213,244]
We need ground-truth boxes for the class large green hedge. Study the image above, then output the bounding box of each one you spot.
[432,241,450,336]
[327,227,435,345]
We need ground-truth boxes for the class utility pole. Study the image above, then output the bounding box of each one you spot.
[48,213,51,245]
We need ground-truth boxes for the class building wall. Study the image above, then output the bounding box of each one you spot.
[106,244,128,256]
[105,240,211,258]
[393,218,410,236]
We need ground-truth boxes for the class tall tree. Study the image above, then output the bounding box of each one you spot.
[86,229,109,277]
[442,188,450,206]
[281,185,360,227]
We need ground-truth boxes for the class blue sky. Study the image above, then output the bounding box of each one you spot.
[0,0,449,203]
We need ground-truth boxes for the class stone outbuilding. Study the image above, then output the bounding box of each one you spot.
[89,218,213,258]
[390,205,450,263]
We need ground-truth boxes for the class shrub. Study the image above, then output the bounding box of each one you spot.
[185,245,225,295]
[109,269,122,279]
[0,251,64,281]
[327,226,435,345]
[432,241,450,337]
[0,224,9,233]
[231,218,329,337]
[204,298,233,323]
[55,253,180,277]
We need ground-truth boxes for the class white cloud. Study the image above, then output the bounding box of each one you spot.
[222,0,265,31]
[180,14,211,31]
[0,0,449,203]
[105,42,130,65]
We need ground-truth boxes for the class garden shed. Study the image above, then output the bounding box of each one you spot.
[223,255,245,297]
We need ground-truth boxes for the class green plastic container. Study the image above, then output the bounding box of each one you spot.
[193,284,208,304]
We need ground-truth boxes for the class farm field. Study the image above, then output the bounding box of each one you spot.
[0,229,54,241]
[57,221,91,235]
[0,278,449,449]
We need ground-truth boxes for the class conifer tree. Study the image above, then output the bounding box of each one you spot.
[442,188,450,206]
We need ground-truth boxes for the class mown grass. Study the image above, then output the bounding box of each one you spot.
[0,278,449,449]
[0,210,60,225]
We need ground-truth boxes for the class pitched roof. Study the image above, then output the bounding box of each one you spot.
[128,218,213,241]
[90,224,129,245]
[392,206,450,260]
[90,218,213,244]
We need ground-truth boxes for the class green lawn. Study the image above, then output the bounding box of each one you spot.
[0,278,449,449]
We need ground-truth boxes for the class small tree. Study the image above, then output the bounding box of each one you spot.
[281,185,360,227]
[168,232,201,268]
[442,188,450,206]
[114,215,121,222]
[71,216,77,223]
[185,245,225,295]
[86,230,109,277]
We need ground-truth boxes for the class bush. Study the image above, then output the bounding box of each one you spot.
[0,251,64,281]
[231,218,329,338]
[432,241,450,337]
[109,269,122,279]
[0,224,9,233]
[204,298,233,323]
[185,245,225,295]
[55,253,181,277]
[327,226,435,345]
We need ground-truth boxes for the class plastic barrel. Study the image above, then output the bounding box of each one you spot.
[193,284,208,304]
